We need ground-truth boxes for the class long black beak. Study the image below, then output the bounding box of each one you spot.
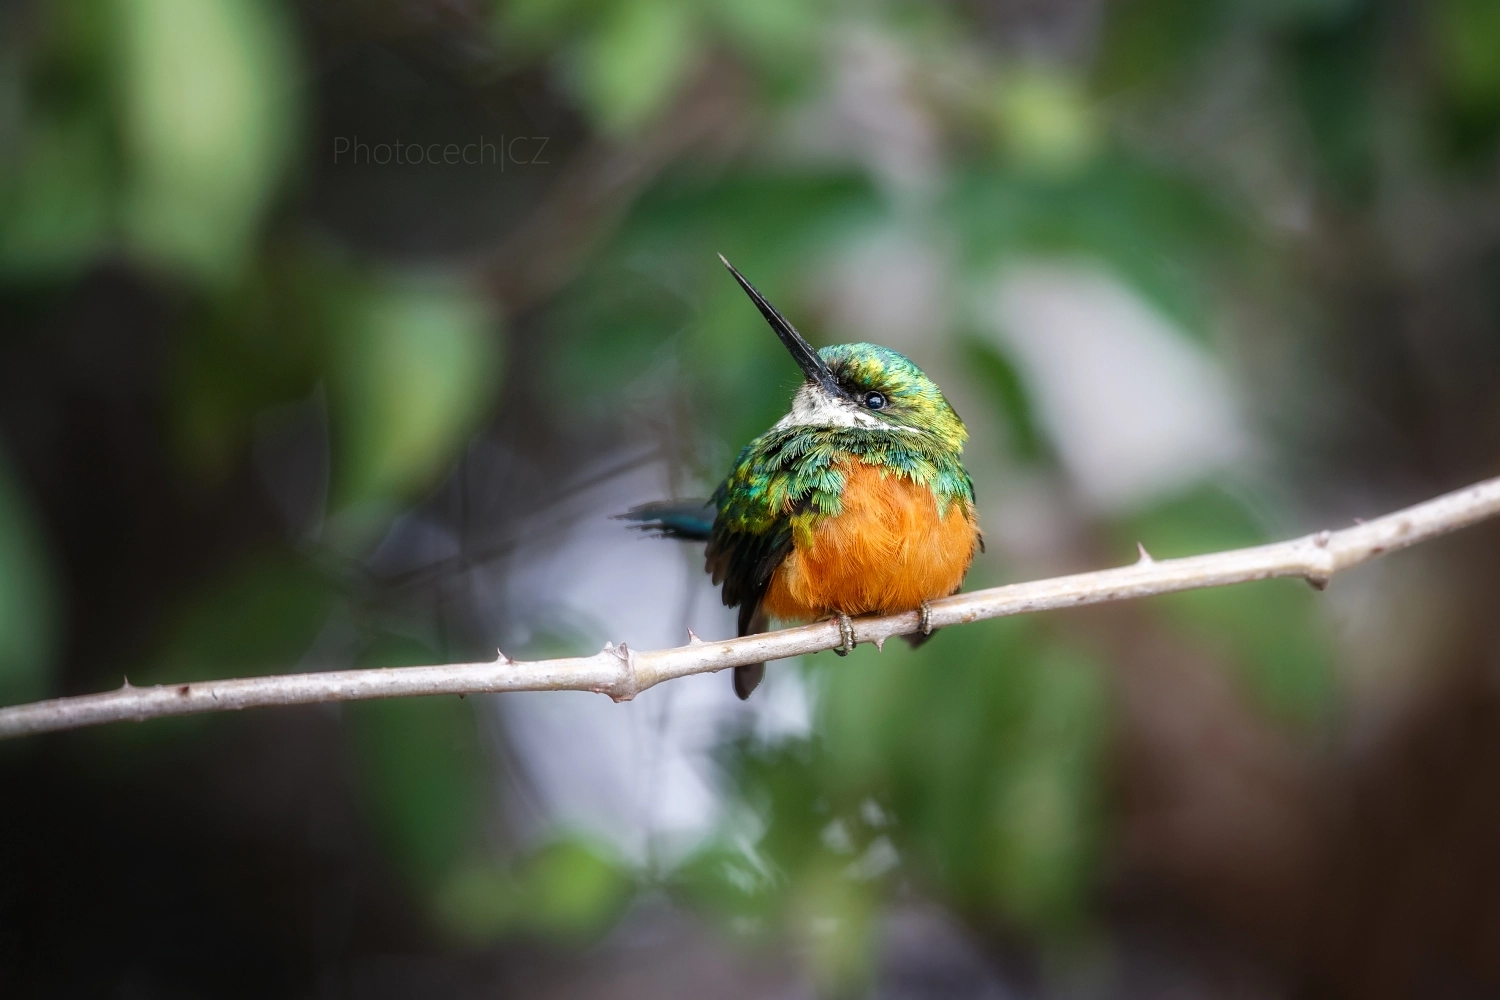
[719,254,846,399]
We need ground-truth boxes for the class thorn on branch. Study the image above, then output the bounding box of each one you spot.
[1136,542,1154,564]
[495,648,513,664]
[1306,574,1330,591]
[686,629,704,645]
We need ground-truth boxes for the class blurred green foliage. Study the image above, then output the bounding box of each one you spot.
[545,172,882,445]
[0,455,55,705]
[1121,486,1336,720]
[350,644,634,943]
[959,337,1047,463]
[351,691,488,888]
[496,0,833,129]
[174,251,502,537]
[674,620,1107,989]
[947,161,1251,339]
[1,0,296,281]
[149,555,337,684]
[4,0,1500,988]
[1430,0,1500,158]
[820,621,1108,935]
[434,838,635,945]
[327,276,499,509]
[114,0,297,280]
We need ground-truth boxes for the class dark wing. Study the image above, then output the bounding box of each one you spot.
[707,514,794,637]
[709,521,790,702]
[708,503,797,702]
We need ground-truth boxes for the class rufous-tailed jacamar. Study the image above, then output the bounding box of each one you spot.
[625,255,982,699]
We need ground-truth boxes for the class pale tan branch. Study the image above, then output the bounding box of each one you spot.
[4,476,1499,740]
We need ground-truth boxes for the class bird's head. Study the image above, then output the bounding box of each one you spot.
[718,255,967,451]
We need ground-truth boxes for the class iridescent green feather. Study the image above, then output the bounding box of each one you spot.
[712,343,974,545]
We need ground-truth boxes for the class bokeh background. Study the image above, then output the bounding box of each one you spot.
[4,0,1500,996]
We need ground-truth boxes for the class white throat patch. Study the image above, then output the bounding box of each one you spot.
[772,383,887,431]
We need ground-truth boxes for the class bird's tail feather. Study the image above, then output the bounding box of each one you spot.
[616,499,716,542]
[733,663,765,699]
[734,605,770,700]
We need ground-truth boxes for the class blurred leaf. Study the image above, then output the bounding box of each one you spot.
[0,112,114,281]
[353,697,483,885]
[495,0,596,52]
[709,0,826,91]
[551,171,883,446]
[1238,0,1367,28]
[544,262,695,424]
[571,0,698,133]
[1119,484,1335,720]
[625,172,881,257]
[792,862,878,993]
[145,554,337,683]
[173,250,502,518]
[513,836,634,939]
[0,0,118,281]
[1095,0,1230,95]
[97,553,338,750]
[328,275,501,507]
[853,623,1107,934]
[0,452,57,706]
[172,254,328,477]
[991,66,1100,175]
[1433,0,1500,106]
[979,644,1105,931]
[672,839,779,928]
[960,336,1046,462]
[351,640,633,944]
[948,160,1247,340]
[1286,11,1378,204]
[1428,0,1500,159]
[697,618,1109,950]
[349,637,486,887]
[113,0,298,281]
[434,836,633,944]
[432,859,521,941]
[498,0,825,110]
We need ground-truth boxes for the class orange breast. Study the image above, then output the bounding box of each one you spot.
[761,459,979,624]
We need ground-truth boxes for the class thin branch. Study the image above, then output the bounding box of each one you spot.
[4,476,1499,740]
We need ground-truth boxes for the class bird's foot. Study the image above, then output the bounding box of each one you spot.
[833,612,856,656]
[918,600,934,636]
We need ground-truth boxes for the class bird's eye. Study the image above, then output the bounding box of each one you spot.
[864,391,887,410]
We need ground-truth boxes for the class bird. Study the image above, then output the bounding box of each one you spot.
[622,255,982,699]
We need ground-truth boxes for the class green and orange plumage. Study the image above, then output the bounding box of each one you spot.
[626,257,982,699]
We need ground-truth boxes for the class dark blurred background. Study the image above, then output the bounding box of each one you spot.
[3,0,1500,996]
